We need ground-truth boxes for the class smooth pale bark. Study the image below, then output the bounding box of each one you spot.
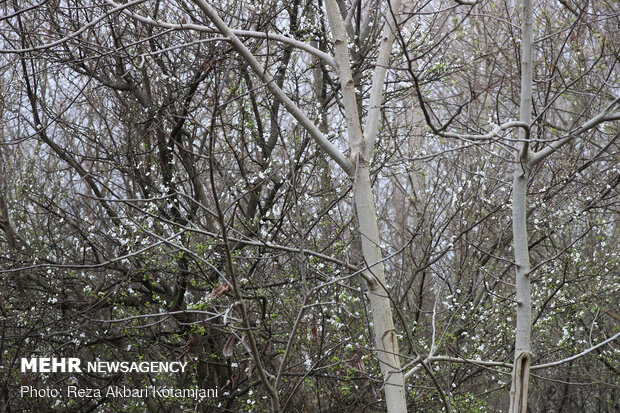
[354,163,407,413]
[324,0,364,154]
[325,1,407,411]
[509,167,531,413]
[509,0,533,412]
[507,5,620,412]
[364,0,402,160]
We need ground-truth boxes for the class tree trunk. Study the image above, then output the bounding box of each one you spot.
[509,0,534,411]
[324,1,407,410]
[509,165,532,413]
[355,162,407,413]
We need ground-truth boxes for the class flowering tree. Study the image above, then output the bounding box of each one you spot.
[1,0,618,412]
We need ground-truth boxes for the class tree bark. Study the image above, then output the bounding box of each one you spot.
[509,166,532,413]
[325,1,407,410]
[509,0,533,411]
[354,162,407,413]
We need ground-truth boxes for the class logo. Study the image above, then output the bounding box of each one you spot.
[21,358,81,373]
[20,358,188,373]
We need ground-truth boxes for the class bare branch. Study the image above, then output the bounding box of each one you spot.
[527,97,620,166]
[531,330,620,370]
[191,0,354,176]
[102,0,337,68]
[0,0,146,54]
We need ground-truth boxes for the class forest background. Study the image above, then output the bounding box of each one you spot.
[0,0,618,412]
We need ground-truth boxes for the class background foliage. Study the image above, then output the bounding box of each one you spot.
[0,0,618,411]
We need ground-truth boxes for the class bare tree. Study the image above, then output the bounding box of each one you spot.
[1,0,618,412]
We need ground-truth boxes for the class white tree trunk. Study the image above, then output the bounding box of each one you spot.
[197,0,407,409]
[355,162,407,413]
[325,1,407,410]
[509,0,533,411]
[509,166,532,413]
